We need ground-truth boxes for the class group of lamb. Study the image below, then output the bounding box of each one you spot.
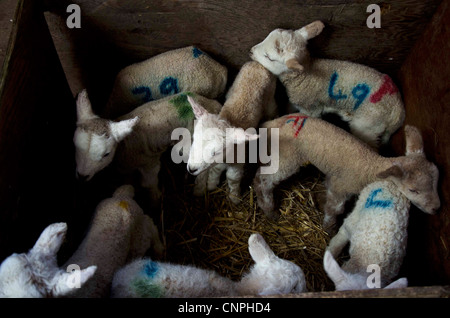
[0,21,441,297]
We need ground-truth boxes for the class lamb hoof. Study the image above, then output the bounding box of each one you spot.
[207,181,219,191]
[264,210,280,222]
[229,194,241,205]
[193,184,206,196]
[193,171,208,196]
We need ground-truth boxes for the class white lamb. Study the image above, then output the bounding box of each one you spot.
[105,46,228,119]
[74,90,222,203]
[0,185,163,297]
[323,252,408,291]
[253,116,440,230]
[323,180,414,290]
[111,233,307,297]
[0,223,96,298]
[250,21,405,148]
[185,61,277,204]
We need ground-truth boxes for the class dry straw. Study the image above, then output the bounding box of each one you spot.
[159,163,334,292]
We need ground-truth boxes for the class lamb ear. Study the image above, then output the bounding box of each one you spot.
[286,59,304,72]
[377,165,404,180]
[109,117,139,142]
[295,20,325,40]
[323,250,346,285]
[30,223,67,258]
[187,95,209,118]
[76,89,97,124]
[384,277,408,289]
[404,125,424,156]
[248,233,275,263]
[52,265,97,297]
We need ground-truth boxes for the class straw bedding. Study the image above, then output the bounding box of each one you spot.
[157,160,336,292]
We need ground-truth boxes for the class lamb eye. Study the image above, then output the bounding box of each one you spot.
[211,149,222,157]
[409,189,419,194]
[103,152,111,158]
[264,53,274,61]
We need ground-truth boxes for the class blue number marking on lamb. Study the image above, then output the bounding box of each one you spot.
[328,72,371,111]
[192,47,204,58]
[132,86,154,103]
[143,260,159,278]
[352,83,370,110]
[364,188,393,210]
[328,71,348,101]
[159,77,179,96]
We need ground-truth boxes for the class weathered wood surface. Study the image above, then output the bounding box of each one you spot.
[0,0,19,69]
[259,285,450,298]
[44,0,441,104]
[58,0,443,69]
[392,0,450,287]
[0,0,78,261]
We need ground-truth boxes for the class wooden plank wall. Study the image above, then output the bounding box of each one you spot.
[393,0,450,286]
[0,0,80,261]
[44,0,441,107]
[0,0,19,69]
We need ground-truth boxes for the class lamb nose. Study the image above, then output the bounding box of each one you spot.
[187,166,198,174]
[76,172,89,182]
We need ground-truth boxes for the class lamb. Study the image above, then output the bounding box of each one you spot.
[253,116,440,230]
[323,180,414,290]
[250,21,405,148]
[105,46,228,118]
[0,223,96,298]
[74,90,222,203]
[324,251,408,291]
[185,61,277,204]
[111,233,307,297]
[0,185,163,297]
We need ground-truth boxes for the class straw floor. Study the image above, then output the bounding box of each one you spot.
[158,161,336,292]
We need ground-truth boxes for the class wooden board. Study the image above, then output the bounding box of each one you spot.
[392,0,450,286]
[43,0,441,105]
[0,0,19,69]
[263,285,450,298]
[0,0,79,261]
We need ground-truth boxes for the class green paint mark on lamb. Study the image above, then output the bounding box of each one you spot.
[132,278,165,298]
[169,92,195,121]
